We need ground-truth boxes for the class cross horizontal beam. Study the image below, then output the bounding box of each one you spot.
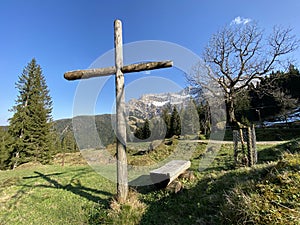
[64,60,173,81]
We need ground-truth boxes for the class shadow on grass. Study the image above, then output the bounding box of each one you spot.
[22,170,112,205]
[139,163,275,225]
[258,139,300,163]
[0,169,113,224]
[129,175,158,194]
[139,139,300,225]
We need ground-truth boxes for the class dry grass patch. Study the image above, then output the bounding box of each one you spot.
[104,189,147,225]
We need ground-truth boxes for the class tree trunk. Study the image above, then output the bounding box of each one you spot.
[226,99,238,128]
[13,152,20,170]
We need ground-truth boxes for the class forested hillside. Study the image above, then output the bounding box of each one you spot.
[54,114,115,149]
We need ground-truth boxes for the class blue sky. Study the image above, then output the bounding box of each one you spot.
[1,0,300,125]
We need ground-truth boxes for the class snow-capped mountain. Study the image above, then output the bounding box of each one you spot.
[126,88,192,119]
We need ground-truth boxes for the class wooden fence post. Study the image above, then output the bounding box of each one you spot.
[233,130,239,165]
[247,126,253,166]
[252,124,257,164]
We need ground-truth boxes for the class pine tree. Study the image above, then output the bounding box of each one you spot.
[134,119,151,140]
[162,108,172,138]
[150,118,166,141]
[61,130,78,153]
[8,59,54,168]
[181,99,199,135]
[197,102,211,136]
[134,126,143,140]
[142,119,151,140]
[170,106,181,137]
[0,128,13,170]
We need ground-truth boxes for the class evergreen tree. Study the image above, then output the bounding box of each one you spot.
[150,117,167,141]
[134,126,143,140]
[142,119,151,140]
[197,102,211,136]
[249,66,300,123]
[8,59,54,168]
[170,106,181,136]
[181,99,199,135]
[134,119,151,140]
[234,89,251,123]
[162,108,172,138]
[0,128,13,170]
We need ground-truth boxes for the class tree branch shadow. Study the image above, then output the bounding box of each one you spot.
[1,169,113,224]
[22,171,112,205]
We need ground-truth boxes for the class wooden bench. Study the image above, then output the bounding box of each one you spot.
[150,160,191,187]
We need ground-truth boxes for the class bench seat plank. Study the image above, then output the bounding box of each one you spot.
[150,160,191,187]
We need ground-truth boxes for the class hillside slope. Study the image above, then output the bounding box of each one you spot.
[1,139,299,224]
[54,114,115,148]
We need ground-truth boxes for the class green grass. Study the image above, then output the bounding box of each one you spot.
[220,153,300,224]
[0,164,115,225]
[137,140,300,224]
[223,127,300,141]
[1,138,299,224]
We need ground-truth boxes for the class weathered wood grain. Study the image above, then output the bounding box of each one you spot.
[122,60,173,73]
[63,60,172,81]
[114,19,128,203]
[150,160,191,187]
[64,67,116,80]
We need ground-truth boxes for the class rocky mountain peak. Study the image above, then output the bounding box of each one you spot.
[126,88,192,119]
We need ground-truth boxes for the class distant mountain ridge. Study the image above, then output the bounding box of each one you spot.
[54,89,192,147]
[127,88,192,119]
[54,114,115,148]
[1,89,195,148]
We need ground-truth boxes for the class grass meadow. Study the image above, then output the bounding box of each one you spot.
[1,138,299,224]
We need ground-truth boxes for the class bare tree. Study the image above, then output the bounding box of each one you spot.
[189,22,298,128]
[187,22,299,166]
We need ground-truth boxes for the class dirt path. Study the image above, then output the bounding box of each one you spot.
[185,140,288,145]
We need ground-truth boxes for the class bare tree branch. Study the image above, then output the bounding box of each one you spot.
[188,22,299,127]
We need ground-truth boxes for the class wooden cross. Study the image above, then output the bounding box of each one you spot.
[64,19,173,202]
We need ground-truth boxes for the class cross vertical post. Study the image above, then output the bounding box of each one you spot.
[114,20,128,202]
